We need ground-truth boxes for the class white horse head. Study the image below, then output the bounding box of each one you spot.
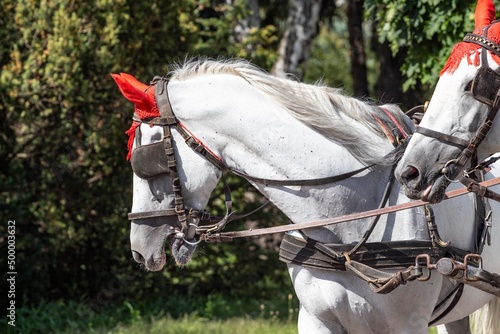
[113,59,500,333]
[112,72,222,269]
[396,0,500,203]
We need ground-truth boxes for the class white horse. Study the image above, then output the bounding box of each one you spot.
[113,59,499,333]
[394,1,500,332]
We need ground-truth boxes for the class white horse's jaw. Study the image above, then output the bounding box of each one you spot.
[130,218,186,271]
[170,238,196,267]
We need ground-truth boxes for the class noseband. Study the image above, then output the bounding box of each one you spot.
[415,24,500,180]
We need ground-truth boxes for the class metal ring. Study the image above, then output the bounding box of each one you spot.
[182,237,202,246]
[441,159,461,183]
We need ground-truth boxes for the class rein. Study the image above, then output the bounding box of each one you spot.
[201,177,500,243]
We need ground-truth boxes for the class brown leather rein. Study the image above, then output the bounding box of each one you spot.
[201,177,500,243]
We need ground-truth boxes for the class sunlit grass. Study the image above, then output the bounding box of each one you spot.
[108,316,438,334]
[107,315,297,334]
[2,295,299,334]
[0,298,445,334]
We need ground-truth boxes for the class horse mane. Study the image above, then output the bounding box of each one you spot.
[169,58,414,166]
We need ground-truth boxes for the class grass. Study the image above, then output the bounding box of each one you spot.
[105,315,297,334]
[0,296,442,334]
[1,294,298,334]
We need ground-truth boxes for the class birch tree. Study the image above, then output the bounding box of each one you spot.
[272,0,322,80]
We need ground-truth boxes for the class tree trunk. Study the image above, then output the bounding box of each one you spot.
[272,0,322,80]
[374,40,403,104]
[347,0,369,97]
[369,13,425,111]
[229,0,261,55]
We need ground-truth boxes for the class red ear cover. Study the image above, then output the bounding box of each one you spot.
[118,72,149,91]
[475,0,496,29]
[111,73,154,112]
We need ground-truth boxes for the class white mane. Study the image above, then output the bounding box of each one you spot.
[169,59,414,165]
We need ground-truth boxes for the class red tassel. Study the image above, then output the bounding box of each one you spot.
[125,121,140,161]
[111,74,153,112]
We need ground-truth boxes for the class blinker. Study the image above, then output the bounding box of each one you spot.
[131,141,172,179]
[471,66,500,106]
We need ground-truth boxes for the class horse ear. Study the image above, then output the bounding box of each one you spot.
[475,0,496,29]
[118,72,149,92]
[111,73,153,111]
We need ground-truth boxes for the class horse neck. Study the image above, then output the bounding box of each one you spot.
[169,74,425,244]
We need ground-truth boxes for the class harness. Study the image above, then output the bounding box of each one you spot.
[127,74,500,324]
[128,77,221,241]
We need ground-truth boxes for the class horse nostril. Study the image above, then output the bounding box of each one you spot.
[132,250,145,264]
[402,166,420,182]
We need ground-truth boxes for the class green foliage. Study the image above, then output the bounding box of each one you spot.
[366,0,477,90]
[304,23,353,92]
[177,0,282,69]
[2,0,475,324]
[0,0,290,313]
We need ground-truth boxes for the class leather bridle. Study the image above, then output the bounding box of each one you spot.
[127,76,223,242]
[415,24,500,182]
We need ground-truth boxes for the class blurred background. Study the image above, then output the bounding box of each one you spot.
[0,0,480,332]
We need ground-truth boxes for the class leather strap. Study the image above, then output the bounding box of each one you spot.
[414,126,469,148]
[128,208,178,220]
[229,164,374,187]
[174,124,229,172]
[201,177,500,242]
[460,175,500,202]
[464,33,500,57]
[345,260,421,294]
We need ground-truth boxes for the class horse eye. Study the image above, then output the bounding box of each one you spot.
[464,80,473,92]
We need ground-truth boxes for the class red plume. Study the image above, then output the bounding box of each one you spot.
[111,73,153,112]
[475,0,496,29]
[118,73,149,91]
